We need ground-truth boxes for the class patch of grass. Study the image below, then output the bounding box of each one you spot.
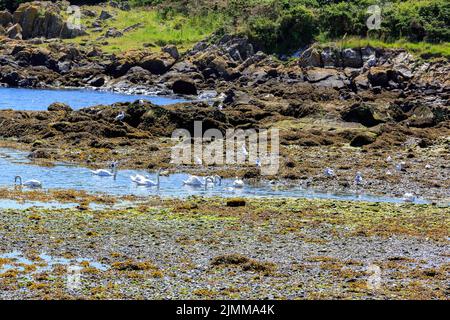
[66,6,226,53]
[320,36,450,60]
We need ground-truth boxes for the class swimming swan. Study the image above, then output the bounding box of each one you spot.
[14,176,42,188]
[90,162,118,177]
[183,176,215,190]
[232,177,244,188]
[403,193,416,203]
[131,169,161,187]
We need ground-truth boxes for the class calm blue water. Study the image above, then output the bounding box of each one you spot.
[0,148,433,205]
[0,87,185,111]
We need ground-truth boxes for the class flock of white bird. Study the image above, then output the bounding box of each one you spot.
[322,154,419,202]
[12,133,420,203]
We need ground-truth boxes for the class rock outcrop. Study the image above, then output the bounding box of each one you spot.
[9,1,86,39]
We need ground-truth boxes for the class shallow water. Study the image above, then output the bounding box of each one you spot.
[0,87,185,111]
[0,250,109,275]
[0,148,433,205]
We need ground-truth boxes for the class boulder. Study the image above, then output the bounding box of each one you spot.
[162,45,180,60]
[0,10,12,26]
[99,10,113,20]
[48,102,72,112]
[320,48,340,67]
[104,27,123,38]
[350,133,377,147]
[172,78,198,95]
[341,103,388,127]
[368,67,388,87]
[139,53,175,75]
[12,2,83,39]
[299,49,322,67]
[341,48,363,68]
[6,23,22,40]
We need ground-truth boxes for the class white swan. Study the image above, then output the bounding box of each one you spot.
[183,175,215,190]
[233,177,244,188]
[131,169,161,187]
[183,175,204,187]
[403,193,416,203]
[90,162,118,177]
[15,176,42,188]
[90,169,115,177]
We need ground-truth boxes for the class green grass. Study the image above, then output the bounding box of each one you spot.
[320,36,450,60]
[65,5,227,53]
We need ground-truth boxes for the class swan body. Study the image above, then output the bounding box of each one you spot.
[233,177,244,188]
[403,193,416,203]
[183,175,215,189]
[90,169,115,177]
[131,169,160,187]
[14,176,42,188]
[183,175,204,186]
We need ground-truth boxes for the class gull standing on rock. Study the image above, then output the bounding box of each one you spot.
[354,172,363,185]
[115,111,125,122]
[324,168,335,177]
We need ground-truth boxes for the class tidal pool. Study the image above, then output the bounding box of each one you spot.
[0,87,186,111]
[0,148,432,205]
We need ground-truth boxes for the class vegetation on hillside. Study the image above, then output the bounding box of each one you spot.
[1,0,449,58]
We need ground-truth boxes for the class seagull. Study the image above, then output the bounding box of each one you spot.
[14,176,42,188]
[233,177,244,188]
[354,172,363,185]
[218,104,223,110]
[194,156,202,165]
[324,168,335,177]
[396,162,406,172]
[386,155,392,162]
[115,111,125,122]
[425,164,432,169]
[242,144,248,158]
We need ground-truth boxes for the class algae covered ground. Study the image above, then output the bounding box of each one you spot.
[0,196,448,299]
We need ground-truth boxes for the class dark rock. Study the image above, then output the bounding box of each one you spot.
[172,78,197,95]
[162,45,179,60]
[6,23,22,39]
[0,10,13,26]
[350,134,376,147]
[48,102,72,112]
[99,10,113,20]
[342,48,363,68]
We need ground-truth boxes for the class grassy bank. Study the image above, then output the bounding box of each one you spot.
[65,5,226,53]
[320,36,450,59]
